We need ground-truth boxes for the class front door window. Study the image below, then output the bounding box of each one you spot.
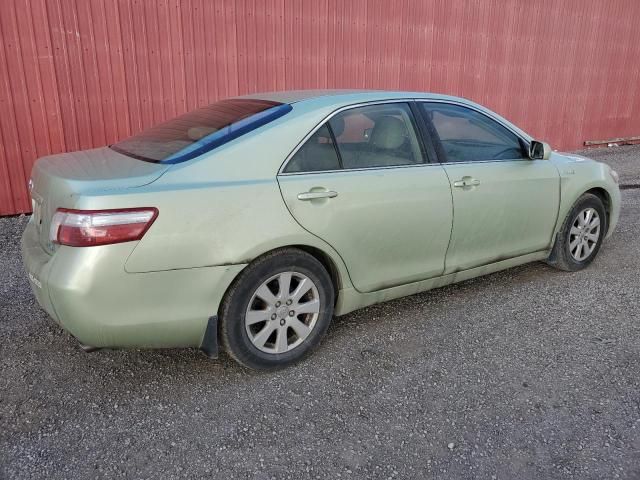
[420,102,526,163]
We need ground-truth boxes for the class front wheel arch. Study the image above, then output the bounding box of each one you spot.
[547,192,607,271]
[584,187,611,235]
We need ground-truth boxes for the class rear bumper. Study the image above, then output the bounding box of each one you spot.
[21,221,245,349]
[21,220,60,324]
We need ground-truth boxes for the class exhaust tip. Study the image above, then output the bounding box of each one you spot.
[78,342,102,353]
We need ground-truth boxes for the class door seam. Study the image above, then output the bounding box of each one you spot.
[440,165,456,274]
[275,175,361,293]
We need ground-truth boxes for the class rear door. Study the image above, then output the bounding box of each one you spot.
[278,102,453,293]
[418,101,560,273]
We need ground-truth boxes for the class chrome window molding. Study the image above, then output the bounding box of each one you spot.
[279,162,444,177]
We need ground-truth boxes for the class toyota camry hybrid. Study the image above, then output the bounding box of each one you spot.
[21,90,621,369]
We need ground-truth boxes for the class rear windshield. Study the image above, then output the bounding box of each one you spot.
[110,99,291,164]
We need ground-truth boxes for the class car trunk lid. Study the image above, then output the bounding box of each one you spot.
[29,147,169,253]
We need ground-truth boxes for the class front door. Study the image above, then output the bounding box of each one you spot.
[419,101,560,273]
[278,102,453,293]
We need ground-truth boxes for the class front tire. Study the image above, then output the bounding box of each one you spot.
[547,193,607,271]
[219,248,334,370]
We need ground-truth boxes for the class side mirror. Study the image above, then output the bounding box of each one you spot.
[529,140,552,160]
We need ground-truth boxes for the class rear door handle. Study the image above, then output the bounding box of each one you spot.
[297,190,338,201]
[453,178,480,188]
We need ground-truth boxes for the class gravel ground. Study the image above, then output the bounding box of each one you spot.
[1,147,639,479]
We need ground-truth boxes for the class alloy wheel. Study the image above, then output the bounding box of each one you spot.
[569,207,600,261]
[245,272,321,354]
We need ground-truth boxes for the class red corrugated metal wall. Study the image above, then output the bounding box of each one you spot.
[1,0,639,215]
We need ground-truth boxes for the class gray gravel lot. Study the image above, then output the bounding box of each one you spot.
[1,146,639,479]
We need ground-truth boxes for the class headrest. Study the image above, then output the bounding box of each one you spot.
[370,116,406,149]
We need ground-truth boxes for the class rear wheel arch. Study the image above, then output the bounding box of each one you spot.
[217,246,336,369]
[219,245,343,316]
[292,245,342,301]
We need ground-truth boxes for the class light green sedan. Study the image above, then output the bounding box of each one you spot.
[21,90,621,369]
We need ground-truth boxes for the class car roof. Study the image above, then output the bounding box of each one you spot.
[238,89,457,105]
[237,89,533,142]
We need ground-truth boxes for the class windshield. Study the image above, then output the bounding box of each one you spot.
[110,99,291,164]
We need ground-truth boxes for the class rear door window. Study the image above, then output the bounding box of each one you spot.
[111,99,291,164]
[329,103,424,169]
[283,102,425,174]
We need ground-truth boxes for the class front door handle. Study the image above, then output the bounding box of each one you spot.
[453,177,480,188]
[297,190,338,201]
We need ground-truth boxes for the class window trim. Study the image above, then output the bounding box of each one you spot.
[278,100,430,175]
[281,123,343,174]
[326,122,344,170]
[415,100,531,165]
[408,101,438,164]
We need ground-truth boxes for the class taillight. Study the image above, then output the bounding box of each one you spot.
[49,208,158,247]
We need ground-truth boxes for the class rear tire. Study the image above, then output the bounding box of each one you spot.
[547,193,607,271]
[219,248,334,370]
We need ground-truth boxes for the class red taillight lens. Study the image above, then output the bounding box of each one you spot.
[50,208,158,247]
